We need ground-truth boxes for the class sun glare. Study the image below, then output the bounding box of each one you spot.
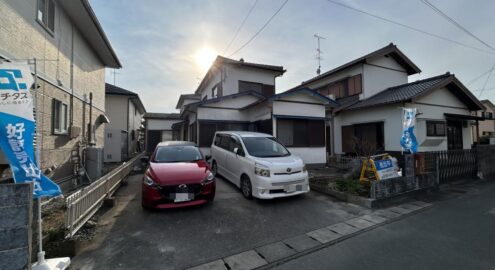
[194,47,217,71]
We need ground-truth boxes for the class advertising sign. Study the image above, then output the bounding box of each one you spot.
[0,62,61,198]
[400,108,418,153]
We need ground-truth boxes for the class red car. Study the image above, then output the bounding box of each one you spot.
[141,141,215,209]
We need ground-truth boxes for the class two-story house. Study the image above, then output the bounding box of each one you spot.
[472,99,495,143]
[0,0,121,189]
[297,43,485,155]
[104,83,146,162]
[173,56,338,166]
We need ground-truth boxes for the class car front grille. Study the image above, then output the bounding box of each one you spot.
[271,179,306,187]
[159,183,202,198]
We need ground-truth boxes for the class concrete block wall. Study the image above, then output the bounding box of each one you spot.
[0,183,33,270]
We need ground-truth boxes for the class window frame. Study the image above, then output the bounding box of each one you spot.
[238,80,263,93]
[36,0,55,35]
[52,99,68,135]
[426,120,446,137]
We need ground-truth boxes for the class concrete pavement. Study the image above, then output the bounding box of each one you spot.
[273,180,495,270]
[70,173,371,270]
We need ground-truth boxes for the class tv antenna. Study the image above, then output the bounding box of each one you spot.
[314,34,326,75]
[111,69,120,85]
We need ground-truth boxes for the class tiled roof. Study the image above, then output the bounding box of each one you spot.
[143,113,181,119]
[105,83,138,96]
[346,73,452,110]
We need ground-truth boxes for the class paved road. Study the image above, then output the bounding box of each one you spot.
[273,180,495,270]
[70,173,370,270]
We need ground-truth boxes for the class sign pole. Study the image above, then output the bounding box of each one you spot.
[32,58,48,268]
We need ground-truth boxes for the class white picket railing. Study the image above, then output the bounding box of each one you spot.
[65,153,143,238]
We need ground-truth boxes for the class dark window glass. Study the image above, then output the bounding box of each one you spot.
[153,146,202,163]
[242,137,290,158]
[37,0,55,32]
[198,122,249,147]
[239,81,263,93]
[219,135,230,149]
[427,121,446,136]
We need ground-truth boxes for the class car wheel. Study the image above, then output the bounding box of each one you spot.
[211,160,218,176]
[241,175,253,200]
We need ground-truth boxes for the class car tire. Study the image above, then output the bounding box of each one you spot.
[241,175,253,200]
[211,160,218,176]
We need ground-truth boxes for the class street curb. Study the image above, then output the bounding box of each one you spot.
[256,202,432,269]
[186,201,433,270]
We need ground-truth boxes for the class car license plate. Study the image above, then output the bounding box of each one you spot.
[174,193,193,203]
[284,185,296,192]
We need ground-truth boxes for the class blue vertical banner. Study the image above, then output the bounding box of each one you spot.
[400,108,418,154]
[0,62,61,198]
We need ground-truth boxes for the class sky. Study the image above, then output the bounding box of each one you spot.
[90,0,495,113]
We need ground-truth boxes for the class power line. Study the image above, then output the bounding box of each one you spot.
[466,67,495,86]
[228,0,289,57]
[325,0,495,56]
[478,62,495,97]
[222,0,259,55]
[420,0,495,52]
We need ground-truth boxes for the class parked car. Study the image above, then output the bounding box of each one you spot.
[210,131,309,199]
[141,141,215,209]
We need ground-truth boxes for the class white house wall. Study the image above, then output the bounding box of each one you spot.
[408,87,472,150]
[272,101,325,118]
[223,65,277,96]
[334,104,403,154]
[273,95,327,165]
[147,119,182,130]
[197,107,249,121]
[200,71,222,100]
[105,95,128,131]
[304,65,363,91]
[362,56,408,99]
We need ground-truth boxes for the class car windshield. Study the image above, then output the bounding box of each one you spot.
[242,137,290,158]
[153,146,203,163]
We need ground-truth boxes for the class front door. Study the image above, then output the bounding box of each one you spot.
[447,121,463,150]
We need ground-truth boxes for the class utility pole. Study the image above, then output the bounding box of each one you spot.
[314,34,326,75]
[111,69,120,85]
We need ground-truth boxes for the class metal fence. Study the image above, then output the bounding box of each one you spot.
[328,155,362,170]
[65,153,143,238]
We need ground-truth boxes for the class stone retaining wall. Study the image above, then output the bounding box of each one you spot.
[0,183,33,270]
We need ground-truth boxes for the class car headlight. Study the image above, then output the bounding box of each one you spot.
[255,163,270,177]
[201,172,215,185]
[143,174,155,186]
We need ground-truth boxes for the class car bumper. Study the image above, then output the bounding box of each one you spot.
[252,172,310,199]
[142,182,215,209]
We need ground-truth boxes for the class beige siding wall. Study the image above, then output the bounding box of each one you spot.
[0,1,106,182]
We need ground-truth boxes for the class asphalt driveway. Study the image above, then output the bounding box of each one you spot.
[70,173,370,270]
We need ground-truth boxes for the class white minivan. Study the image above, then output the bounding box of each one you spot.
[210,131,310,199]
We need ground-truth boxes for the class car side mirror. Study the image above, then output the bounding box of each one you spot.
[205,155,212,161]
[140,156,149,164]
[233,147,239,155]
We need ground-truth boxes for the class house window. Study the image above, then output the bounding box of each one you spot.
[277,119,325,147]
[482,111,493,119]
[198,122,249,147]
[239,81,263,93]
[211,85,218,98]
[37,0,55,33]
[315,74,362,99]
[426,121,446,137]
[52,99,68,134]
